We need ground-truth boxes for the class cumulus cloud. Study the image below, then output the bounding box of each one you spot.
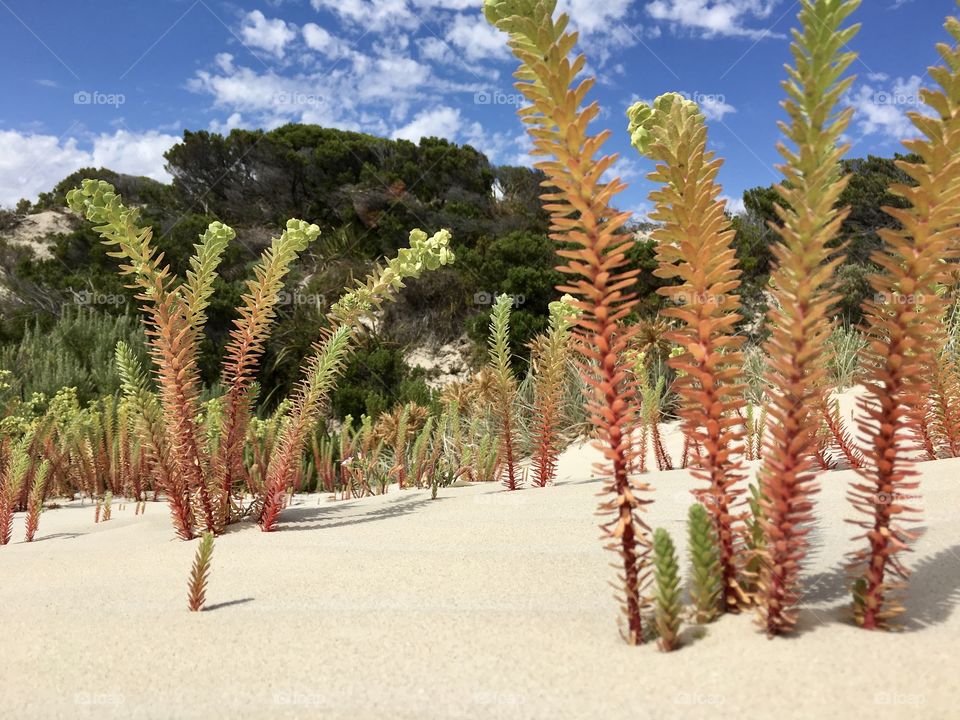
[0,129,179,207]
[699,94,736,121]
[240,10,297,58]
[846,75,925,143]
[391,106,463,142]
[308,0,636,49]
[645,0,782,39]
[445,13,510,62]
[310,0,418,32]
[302,22,350,60]
[188,37,470,133]
[720,194,746,215]
[209,112,246,134]
[557,0,633,34]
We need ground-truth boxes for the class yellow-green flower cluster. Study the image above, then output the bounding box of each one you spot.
[548,293,580,329]
[626,93,704,158]
[332,228,455,322]
[66,179,159,285]
[483,0,556,32]
[280,219,321,251]
[65,179,133,227]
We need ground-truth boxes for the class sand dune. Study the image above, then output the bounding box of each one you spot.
[1,435,958,719]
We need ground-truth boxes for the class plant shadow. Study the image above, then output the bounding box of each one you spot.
[900,543,960,632]
[204,598,254,612]
[280,494,444,531]
[790,538,960,634]
[33,532,85,542]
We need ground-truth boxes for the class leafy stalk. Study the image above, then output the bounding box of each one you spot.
[67,180,236,535]
[531,296,578,487]
[653,528,682,652]
[0,435,31,545]
[848,5,960,629]
[628,93,748,612]
[188,532,215,611]
[756,0,861,636]
[488,294,521,490]
[215,220,319,524]
[116,341,193,539]
[687,502,722,624]
[24,460,50,542]
[486,0,652,645]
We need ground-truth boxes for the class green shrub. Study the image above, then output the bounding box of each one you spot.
[330,339,433,424]
[0,307,147,404]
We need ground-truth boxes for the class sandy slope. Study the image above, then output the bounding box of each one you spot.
[0,437,958,720]
[2,209,75,260]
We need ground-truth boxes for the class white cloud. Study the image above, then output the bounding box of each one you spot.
[0,129,179,207]
[411,0,476,9]
[391,106,463,142]
[302,22,350,60]
[645,0,782,39]
[89,130,179,179]
[358,55,432,102]
[720,194,746,215]
[189,44,449,131]
[445,13,510,62]
[209,112,245,134]
[699,95,736,121]
[240,10,297,58]
[558,0,633,34]
[310,0,417,32]
[846,75,925,143]
[603,156,643,184]
[309,0,635,50]
[215,53,235,73]
[419,37,453,63]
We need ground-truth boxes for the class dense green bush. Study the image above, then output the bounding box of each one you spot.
[0,307,147,404]
[734,154,919,325]
[460,230,563,361]
[330,339,434,424]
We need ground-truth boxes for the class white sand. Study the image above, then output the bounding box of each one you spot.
[1,437,958,719]
[2,209,75,260]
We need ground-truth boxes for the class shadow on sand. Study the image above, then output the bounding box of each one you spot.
[33,532,86,542]
[279,494,444,532]
[900,543,960,631]
[204,598,255,612]
[790,538,960,634]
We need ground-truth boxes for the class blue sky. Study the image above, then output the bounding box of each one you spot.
[0,0,953,216]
